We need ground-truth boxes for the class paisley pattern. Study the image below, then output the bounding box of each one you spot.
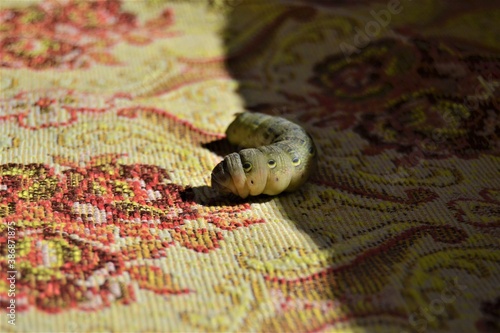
[1,0,499,332]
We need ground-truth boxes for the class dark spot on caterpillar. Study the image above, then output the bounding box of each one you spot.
[250,180,254,184]
[243,162,252,172]
[268,159,276,168]
[275,177,279,182]
[268,127,278,135]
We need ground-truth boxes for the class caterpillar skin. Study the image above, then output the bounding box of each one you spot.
[211,112,317,198]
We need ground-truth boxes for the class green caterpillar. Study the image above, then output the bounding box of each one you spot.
[211,112,317,198]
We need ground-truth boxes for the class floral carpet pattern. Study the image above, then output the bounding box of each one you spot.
[1,0,499,332]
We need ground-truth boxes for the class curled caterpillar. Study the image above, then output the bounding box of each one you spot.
[211,112,317,198]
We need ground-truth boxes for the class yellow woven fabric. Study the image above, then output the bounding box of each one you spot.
[1,1,499,332]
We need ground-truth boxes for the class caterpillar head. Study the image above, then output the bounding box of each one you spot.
[211,148,299,199]
[211,150,268,199]
[211,153,242,197]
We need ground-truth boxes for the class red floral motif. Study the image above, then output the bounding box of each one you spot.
[449,189,500,228]
[412,36,500,84]
[266,35,500,156]
[310,39,418,103]
[0,91,230,135]
[0,0,175,69]
[263,35,500,132]
[0,90,111,129]
[354,91,499,158]
[308,35,499,107]
[0,161,264,312]
[246,39,419,130]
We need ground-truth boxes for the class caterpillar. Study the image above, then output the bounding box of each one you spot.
[211,112,317,198]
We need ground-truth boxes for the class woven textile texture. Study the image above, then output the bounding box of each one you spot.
[1,0,499,332]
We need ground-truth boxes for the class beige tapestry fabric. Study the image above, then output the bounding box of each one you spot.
[0,0,499,332]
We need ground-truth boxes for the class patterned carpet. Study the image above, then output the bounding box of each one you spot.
[1,0,499,332]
